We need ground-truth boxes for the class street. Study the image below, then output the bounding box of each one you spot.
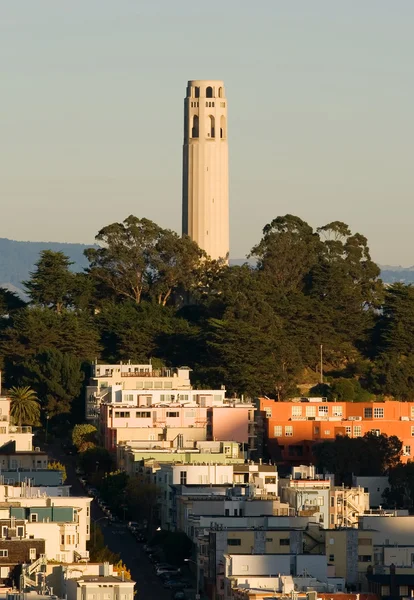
[49,442,174,600]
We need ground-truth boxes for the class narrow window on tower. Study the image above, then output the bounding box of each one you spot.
[218,87,223,98]
[195,87,200,98]
[192,115,199,138]
[207,115,215,138]
[220,115,226,139]
[206,86,213,98]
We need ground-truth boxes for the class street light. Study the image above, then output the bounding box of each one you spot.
[184,558,200,600]
[92,516,108,546]
[45,413,50,444]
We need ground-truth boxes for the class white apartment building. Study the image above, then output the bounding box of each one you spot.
[85,362,192,420]
[2,495,91,562]
[66,574,134,600]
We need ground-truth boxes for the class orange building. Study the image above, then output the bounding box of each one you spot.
[258,398,414,464]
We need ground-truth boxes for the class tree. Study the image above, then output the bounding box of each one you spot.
[0,289,26,317]
[78,446,113,476]
[250,215,321,294]
[20,349,85,416]
[149,232,206,306]
[206,299,302,398]
[371,284,414,399]
[125,479,158,527]
[313,433,402,485]
[24,250,75,313]
[383,462,414,510]
[72,424,97,453]
[48,461,67,482]
[85,216,162,304]
[9,386,40,427]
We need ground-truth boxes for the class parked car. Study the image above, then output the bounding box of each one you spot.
[164,580,185,590]
[173,592,186,600]
[156,567,181,577]
[128,521,139,532]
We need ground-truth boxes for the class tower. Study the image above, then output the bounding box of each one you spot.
[182,80,229,261]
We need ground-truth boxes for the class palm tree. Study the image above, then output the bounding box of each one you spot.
[9,386,40,427]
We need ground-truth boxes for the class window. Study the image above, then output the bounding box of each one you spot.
[163,382,172,389]
[228,538,241,546]
[0,550,8,557]
[114,411,130,418]
[135,382,143,389]
[371,429,381,436]
[411,407,414,418]
[318,406,328,415]
[399,586,409,597]
[136,411,151,418]
[364,408,373,418]
[125,394,134,402]
[333,406,343,417]
[306,406,316,417]
[207,114,215,138]
[167,411,179,418]
[353,426,362,437]
[266,537,273,542]
[358,538,372,546]
[411,426,414,437]
[274,426,282,437]
[345,426,352,435]
[324,430,331,435]
[285,426,293,437]
[17,526,24,538]
[292,406,302,417]
[358,555,372,562]
[61,535,65,545]
[30,514,38,523]
[206,86,213,98]
[265,407,272,418]
[224,446,231,455]
[314,426,320,434]
[329,554,334,562]
[381,586,390,597]
[1,527,7,538]
[218,87,223,98]
[180,471,187,485]
[374,407,384,419]
[279,538,289,546]
[405,445,411,456]
[265,477,276,484]
[29,548,36,560]
[191,115,199,138]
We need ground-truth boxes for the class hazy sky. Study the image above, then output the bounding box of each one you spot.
[1,1,413,265]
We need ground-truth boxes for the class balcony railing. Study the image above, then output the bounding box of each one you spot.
[9,426,32,434]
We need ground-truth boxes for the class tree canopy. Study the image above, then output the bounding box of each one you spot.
[2,213,414,411]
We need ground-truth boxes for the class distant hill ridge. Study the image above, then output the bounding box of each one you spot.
[0,238,412,295]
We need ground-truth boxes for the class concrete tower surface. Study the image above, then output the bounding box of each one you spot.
[182,80,229,262]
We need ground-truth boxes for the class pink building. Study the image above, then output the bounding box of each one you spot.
[99,387,255,453]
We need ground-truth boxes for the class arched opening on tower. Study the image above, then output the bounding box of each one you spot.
[194,87,200,98]
[207,115,215,138]
[206,86,213,98]
[191,115,199,138]
[218,87,223,98]
[220,115,226,139]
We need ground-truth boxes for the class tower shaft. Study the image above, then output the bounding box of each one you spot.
[182,80,229,262]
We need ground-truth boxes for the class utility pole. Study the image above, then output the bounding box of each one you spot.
[320,344,323,385]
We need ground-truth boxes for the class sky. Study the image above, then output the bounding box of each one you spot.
[1,1,413,266]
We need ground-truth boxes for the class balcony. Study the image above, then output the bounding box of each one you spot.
[9,426,32,434]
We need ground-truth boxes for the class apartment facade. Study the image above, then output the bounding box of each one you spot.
[85,362,192,420]
[258,398,414,464]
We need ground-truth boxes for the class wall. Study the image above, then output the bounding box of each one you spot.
[353,477,388,508]
[226,553,291,577]
[360,516,414,545]
[210,407,250,444]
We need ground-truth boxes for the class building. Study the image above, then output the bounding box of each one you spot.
[258,398,414,464]
[352,476,388,508]
[100,386,254,453]
[182,80,229,261]
[85,362,192,421]
[66,574,134,600]
[0,442,48,471]
[279,471,369,529]
[117,440,242,475]
[0,396,33,452]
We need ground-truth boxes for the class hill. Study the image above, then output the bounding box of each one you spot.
[0,238,411,294]
[0,238,93,295]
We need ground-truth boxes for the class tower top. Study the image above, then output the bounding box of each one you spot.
[186,80,226,99]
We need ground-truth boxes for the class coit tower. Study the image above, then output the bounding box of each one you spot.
[182,80,229,262]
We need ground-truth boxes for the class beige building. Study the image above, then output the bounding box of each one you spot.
[182,80,229,261]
